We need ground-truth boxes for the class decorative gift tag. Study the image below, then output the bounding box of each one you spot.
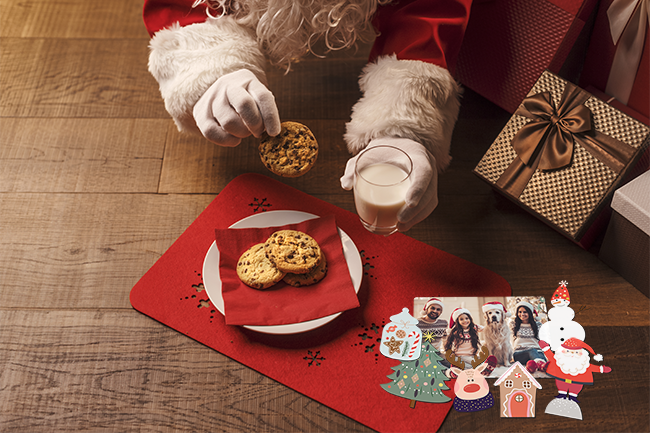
[380,308,422,360]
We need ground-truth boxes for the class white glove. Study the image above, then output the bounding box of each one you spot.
[341,137,438,232]
[193,69,281,146]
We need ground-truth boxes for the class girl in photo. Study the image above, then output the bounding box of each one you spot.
[511,301,549,373]
[444,308,495,376]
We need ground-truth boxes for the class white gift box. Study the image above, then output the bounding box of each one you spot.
[599,171,650,297]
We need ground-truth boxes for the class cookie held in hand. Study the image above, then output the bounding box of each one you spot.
[237,243,286,290]
[283,252,328,287]
[264,230,322,274]
[259,121,318,177]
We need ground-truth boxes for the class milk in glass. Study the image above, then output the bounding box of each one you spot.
[354,163,411,233]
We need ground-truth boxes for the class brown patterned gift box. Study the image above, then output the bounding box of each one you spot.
[473,70,650,246]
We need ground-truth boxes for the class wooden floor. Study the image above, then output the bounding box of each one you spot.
[1,1,648,431]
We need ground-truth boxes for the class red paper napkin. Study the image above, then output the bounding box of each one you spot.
[215,215,359,326]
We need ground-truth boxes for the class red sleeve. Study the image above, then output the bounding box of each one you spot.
[143,0,211,37]
[587,364,602,374]
[370,0,473,74]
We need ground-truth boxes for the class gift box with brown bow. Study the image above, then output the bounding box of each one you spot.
[473,70,650,247]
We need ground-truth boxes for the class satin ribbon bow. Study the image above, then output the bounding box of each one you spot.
[511,91,591,171]
[496,81,636,199]
[606,0,649,104]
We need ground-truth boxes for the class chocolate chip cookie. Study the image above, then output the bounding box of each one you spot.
[283,252,328,287]
[236,243,286,289]
[264,230,322,274]
[259,121,318,177]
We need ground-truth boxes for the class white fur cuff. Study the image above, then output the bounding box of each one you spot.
[344,55,461,172]
[148,17,267,134]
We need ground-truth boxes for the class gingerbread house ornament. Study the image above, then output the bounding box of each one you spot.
[494,361,542,418]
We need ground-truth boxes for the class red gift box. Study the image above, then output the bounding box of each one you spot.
[455,0,598,114]
[580,0,650,123]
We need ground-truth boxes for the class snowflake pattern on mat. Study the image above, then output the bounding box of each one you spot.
[304,350,325,366]
[249,197,272,212]
[360,250,377,279]
[351,320,386,364]
[180,271,217,323]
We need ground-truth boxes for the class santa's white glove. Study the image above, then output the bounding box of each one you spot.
[193,69,281,146]
[340,137,438,232]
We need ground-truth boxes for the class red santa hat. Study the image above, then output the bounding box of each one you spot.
[515,301,538,317]
[551,280,571,306]
[449,308,472,329]
[422,297,444,312]
[481,301,510,317]
[561,338,603,362]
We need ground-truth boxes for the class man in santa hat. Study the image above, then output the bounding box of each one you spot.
[416,298,447,350]
[540,337,612,403]
[143,0,473,232]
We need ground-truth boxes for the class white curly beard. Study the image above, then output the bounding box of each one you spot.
[556,350,590,376]
[195,0,390,70]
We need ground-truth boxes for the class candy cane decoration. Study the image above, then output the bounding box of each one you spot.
[408,331,421,358]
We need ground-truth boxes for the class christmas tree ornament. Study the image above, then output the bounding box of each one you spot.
[381,340,452,407]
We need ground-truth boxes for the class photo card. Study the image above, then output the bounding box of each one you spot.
[414,296,550,379]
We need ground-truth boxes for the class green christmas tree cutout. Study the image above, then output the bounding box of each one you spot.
[381,331,452,407]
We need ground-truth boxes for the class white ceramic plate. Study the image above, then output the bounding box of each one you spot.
[202,210,362,334]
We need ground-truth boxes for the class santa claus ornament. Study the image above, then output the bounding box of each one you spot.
[540,337,612,420]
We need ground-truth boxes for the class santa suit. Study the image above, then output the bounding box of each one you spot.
[541,341,608,397]
[143,0,472,170]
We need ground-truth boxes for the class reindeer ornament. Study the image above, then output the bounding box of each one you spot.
[446,347,495,412]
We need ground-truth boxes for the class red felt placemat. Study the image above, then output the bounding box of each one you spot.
[130,173,511,432]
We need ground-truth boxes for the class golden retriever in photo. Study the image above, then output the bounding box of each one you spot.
[483,308,513,367]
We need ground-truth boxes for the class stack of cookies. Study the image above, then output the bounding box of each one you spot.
[236,230,328,289]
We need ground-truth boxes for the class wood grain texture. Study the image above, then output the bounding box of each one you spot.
[0,193,214,309]
[0,0,149,38]
[1,309,645,432]
[0,118,167,192]
[0,38,165,118]
[0,309,372,432]
[1,0,648,431]
[159,120,351,194]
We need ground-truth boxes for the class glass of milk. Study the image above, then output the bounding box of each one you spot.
[353,145,413,236]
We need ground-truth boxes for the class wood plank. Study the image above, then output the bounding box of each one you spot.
[2,186,646,326]
[0,118,167,193]
[0,38,368,120]
[158,120,352,194]
[0,309,372,433]
[0,0,149,39]
[1,309,645,432]
[0,193,214,310]
[266,57,367,120]
[0,38,166,118]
